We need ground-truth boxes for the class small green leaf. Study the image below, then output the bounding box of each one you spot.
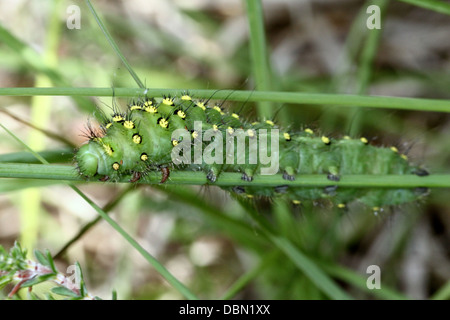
[11,241,27,262]
[50,286,80,298]
[79,279,86,297]
[34,250,49,267]
[75,262,87,296]
[0,277,13,289]
[22,273,56,287]
[45,250,57,273]
[75,262,84,282]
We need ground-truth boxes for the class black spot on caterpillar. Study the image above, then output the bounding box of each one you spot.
[75,93,430,211]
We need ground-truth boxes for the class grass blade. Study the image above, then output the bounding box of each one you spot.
[1,87,449,113]
[85,0,145,88]
[430,280,450,300]
[348,0,389,136]
[397,0,450,15]
[244,0,273,119]
[1,163,449,188]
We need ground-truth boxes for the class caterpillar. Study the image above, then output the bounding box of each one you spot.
[75,93,429,211]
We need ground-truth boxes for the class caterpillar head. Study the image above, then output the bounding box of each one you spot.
[76,143,104,177]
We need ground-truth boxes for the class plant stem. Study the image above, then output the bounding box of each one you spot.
[53,185,135,259]
[85,0,145,88]
[1,87,450,113]
[70,185,198,300]
[0,163,449,188]
[397,0,450,15]
[244,0,273,119]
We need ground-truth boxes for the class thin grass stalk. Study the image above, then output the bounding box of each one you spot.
[1,88,449,113]
[0,163,448,188]
[244,0,273,119]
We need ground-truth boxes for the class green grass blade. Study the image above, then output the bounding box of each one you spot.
[0,109,76,148]
[1,87,449,113]
[53,185,135,259]
[0,125,50,165]
[0,25,95,114]
[153,185,265,249]
[237,192,351,300]
[244,0,273,119]
[268,235,352,300]
[319,261,408,300]
[0,24,63,84]
[1,163,448,188]
[0,148,74,164]
[237,193,352,299]
[430,280,450,300]
[85,0,145,88]
[356,0,389,95]
[397,0,450,15]
[234,197,351,300]
[349,0,389,136]
[69,185,198,300]
[220,251,279,300]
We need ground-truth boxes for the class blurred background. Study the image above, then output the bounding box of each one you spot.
[0,0,449,299]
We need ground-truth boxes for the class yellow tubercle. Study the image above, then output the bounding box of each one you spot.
[132,134,142,144]
[102,144,113,156]
[177,110,186,119]
[113,115,124,122]
[123,120,134,129]
[144,105,157,113]
[196,101,206,111]
[321,136,330,145]
[159,118,169,128]
[162,97,174,106]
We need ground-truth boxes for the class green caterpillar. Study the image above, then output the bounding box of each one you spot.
[76,93,429,211]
